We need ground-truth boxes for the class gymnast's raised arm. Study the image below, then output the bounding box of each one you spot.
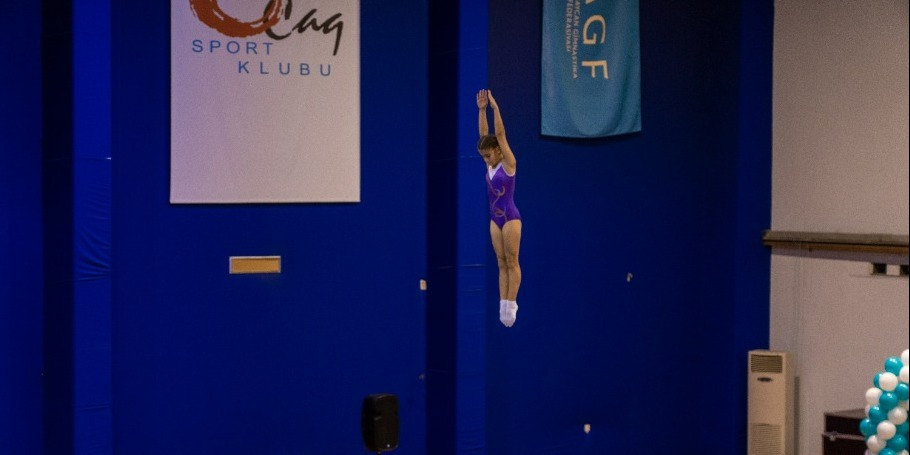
[477,89,490,138]
[487,90,516,174]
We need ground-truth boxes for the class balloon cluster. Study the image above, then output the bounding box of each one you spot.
[861,349,910,455]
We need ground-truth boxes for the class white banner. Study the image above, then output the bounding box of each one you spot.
[170,0,360,203]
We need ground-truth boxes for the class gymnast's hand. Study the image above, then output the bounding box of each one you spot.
[487,90,499,111]
[476,89,489,109]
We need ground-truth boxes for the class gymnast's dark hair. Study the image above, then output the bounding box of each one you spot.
[477,135,499,151]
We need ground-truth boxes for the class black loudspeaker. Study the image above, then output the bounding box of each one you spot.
[361,394,399,453]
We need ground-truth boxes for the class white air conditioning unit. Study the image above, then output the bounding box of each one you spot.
[748,350,796,455]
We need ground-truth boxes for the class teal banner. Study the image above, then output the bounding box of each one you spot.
[542,0,641,138]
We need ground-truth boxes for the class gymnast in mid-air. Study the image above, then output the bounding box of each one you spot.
[476,89,522,328]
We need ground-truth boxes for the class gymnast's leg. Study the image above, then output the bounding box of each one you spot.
[490,221,512,326]
[491,219,522,327]
[502,220,521,300]
[490,220,509,300]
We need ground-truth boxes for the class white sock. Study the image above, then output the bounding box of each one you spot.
[500,300,518,327]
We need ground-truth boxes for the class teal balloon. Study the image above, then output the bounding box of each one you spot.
[881,392,900,410]
[870,405,887,423]
[895,383,910,401]
[875,372,883,388]
[861,418,877,437]
[887,434,908,452]
[885,357,903,375]
[897,421,909,436]
[879,449,897,455]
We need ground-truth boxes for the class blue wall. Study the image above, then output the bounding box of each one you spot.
[480,0,772,454]
[110,1,427,454]
[3,0,770,453]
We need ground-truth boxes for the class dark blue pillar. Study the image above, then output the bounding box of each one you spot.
[1,3,44,455]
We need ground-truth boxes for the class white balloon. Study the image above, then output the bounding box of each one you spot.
[877,420,897,440]
[880,372,900,392]
[901,400,909,411]
[868,387,884,405]
[867,434,886,451]
[888,406,908,425]
[900,450,909,455]
[901,348,908,366]
[900,365,909,384]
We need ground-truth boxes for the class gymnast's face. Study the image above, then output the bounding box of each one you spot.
[479,147,501,167]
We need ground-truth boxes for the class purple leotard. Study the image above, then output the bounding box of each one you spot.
[486,164,521,229]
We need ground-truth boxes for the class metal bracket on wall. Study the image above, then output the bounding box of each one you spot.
[762,231,909,256]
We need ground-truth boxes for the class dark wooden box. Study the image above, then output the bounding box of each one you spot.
[823,408,867,455]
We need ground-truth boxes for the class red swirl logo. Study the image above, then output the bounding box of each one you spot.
[189,0,284,38]
[188,0,345,56]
